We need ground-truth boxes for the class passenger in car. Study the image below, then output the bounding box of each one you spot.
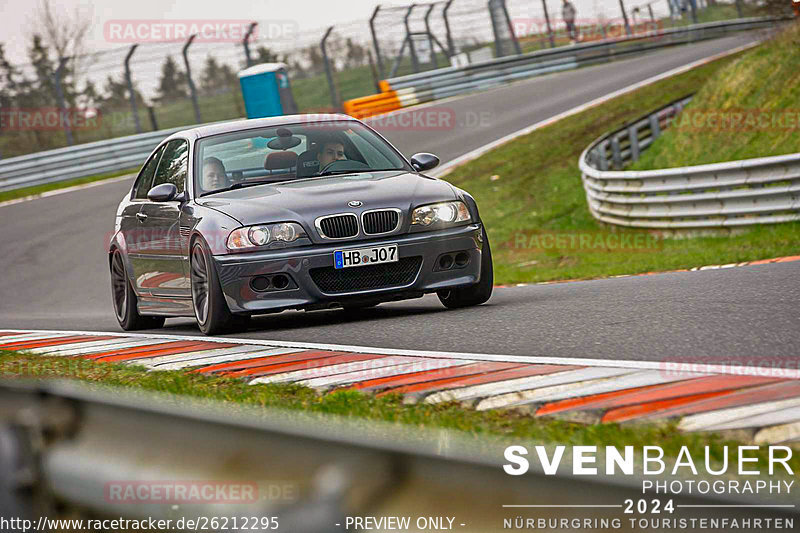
[202,157,229,191]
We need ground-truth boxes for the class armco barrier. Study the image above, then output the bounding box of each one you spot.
[579,96,800,229]
[345,16,784,117]
[0,126,185,193]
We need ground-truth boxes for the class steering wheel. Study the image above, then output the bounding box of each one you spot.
[318,159,370,175]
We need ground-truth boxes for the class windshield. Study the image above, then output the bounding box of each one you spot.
[194,121,410,196]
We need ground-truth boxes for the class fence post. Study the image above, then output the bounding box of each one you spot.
[443,0,456,56]
[182,34,202,125]
[649,113,661,140]
[243,23,257,68]
[628,125,640,162]
[619,0,632,36]
[689,0,698,23]
[501,0,522,54]
[124,44,142,134]
[404,5,421,73]
[147,106,159,131]
[541,0,556,48]
[648,3,655,23]
[321,26,340,109]
[53,57,74,146]
[735,0,743,18]
[424,4,438,69]
[369,6,385,79]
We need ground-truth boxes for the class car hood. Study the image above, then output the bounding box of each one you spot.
[195,171,459,227]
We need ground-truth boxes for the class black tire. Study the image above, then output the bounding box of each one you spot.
[110,249,166,331]
[437,228,494,309]
[190,239,249,335]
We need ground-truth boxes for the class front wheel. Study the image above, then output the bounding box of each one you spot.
[110,249,165,331]
[437,228,494,309]
[190,239,249,335]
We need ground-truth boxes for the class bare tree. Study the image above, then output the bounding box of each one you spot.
[34,0,92,60]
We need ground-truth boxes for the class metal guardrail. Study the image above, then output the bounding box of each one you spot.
[579,96,800,229]
[1,380,796,532]
[0,126,186,193]
[344,16,785,117]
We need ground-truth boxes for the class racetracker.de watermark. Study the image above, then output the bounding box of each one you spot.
[669,109,800,132]
[104,481,298,504]
[300,107,493,131]
[511,18,663,41]
[660,357,800,379]
[0,108,101,131]
[506,231,662,253]
[104,20,298,43]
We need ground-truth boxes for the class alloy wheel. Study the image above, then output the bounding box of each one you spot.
[111,250,128,321]
[191,244,210,325]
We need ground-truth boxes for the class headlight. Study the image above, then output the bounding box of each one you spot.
[227,222,306,250]
[411,201,471,228]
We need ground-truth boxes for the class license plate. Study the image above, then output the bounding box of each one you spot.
[334,244,398,269]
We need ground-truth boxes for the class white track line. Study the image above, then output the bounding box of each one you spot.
[4,329,799,380]
[429,41,760,178]
[0,175,134,208]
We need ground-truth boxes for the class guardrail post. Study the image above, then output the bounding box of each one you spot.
[424,4,438,69]
[53,57,74,146]
[611,136,623,169]
[321,26,340,109]
[598,141,610,171]
[443,0,456,56]
[369,6,386,79]
[649,114,661,140]
[618,0,632,36]
[182,34,202,125]
[404,5,421,73]
[628,125,640,162]
[541,0,556,48]
[124,45,142,134]
[647,4,655,23]
[734,0,743,18]
[243,22,257,68]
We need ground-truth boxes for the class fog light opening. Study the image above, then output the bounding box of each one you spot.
[272,274,290,289]
[439,254,454,270]
[251,276,271,292]
[454,252,470,268]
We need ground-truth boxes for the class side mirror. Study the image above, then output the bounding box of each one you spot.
[147,183,178,202]
[410,153,440,172]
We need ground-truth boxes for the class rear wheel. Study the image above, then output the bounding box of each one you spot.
[190,239,249,335]
[110,249,165,330]
[437,228,494,309]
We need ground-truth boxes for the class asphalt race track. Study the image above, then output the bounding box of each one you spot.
[2,32,797,363]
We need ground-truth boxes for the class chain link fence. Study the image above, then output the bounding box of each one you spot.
[0,0,769,159]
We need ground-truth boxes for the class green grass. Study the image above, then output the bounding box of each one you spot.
[0,167,136,204]
[442,43,800,285]
[2,349,796,471]
[632,21,800,168]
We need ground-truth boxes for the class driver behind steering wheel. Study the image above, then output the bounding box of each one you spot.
[317,138,346,171]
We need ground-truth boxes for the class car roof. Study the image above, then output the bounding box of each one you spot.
[172,114,359,141]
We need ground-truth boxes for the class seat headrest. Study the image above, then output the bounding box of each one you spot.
[264,151,298,171]
[296,148,320,178]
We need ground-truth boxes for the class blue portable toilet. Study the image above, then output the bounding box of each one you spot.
[238,63,298,119]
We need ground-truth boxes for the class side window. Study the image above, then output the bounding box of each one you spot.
[152,139,189,193]
[133,144,166,199]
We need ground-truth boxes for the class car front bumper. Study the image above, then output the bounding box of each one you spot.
[212,223,484,314]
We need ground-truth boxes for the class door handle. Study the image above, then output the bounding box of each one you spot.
[136,212,148,222]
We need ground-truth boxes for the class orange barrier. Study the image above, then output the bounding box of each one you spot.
[342,88,400,120]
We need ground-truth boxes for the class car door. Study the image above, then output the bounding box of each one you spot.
[125,144,166,295]
[136,139,191,299]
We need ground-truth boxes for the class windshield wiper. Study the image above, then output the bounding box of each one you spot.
[317,168,405,177]
[199,180,274,197]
